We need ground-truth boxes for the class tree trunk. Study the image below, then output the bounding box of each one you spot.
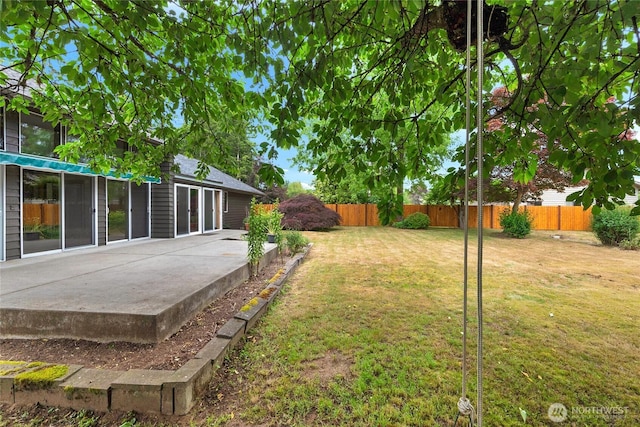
[395,181,405,223]
[511,188,526,213]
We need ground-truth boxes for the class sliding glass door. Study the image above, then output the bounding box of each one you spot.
[107,180,150,242]
[22,170,61,255]
[131,182,149,239]
[176,184,202,236]
[107,180,128,242]
[203,189,214,232]
[176,185,189,235]
[202,189,223,232]
[64,174,94,248]
[189,188,199,233]
[214,190,222,229]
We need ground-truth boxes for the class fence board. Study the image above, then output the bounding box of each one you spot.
[42,204,60,226]
[23,203,60,226]
[425,205,459,227]
[23,204,42,226]
[560,206,593,231]
[336,204,366,226]
[525,206,559,230]
[403,205,427,216]
[260,203,595,231]
[366,204,379,226]
[491,205,511,229]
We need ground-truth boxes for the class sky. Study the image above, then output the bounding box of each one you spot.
[274,147,314,189]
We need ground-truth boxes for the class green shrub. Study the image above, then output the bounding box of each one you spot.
[393,212,431,229]
[499,210,532,238]
[284,231,309,255]
[592,207,640,246]
[40,225,60,240]
[620,236,640,251]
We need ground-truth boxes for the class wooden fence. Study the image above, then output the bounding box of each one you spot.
[264,203,594,231]
[23,203,60,226]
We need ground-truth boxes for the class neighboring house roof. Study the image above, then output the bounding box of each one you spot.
[174,154,263,196]
[0,68,37,99]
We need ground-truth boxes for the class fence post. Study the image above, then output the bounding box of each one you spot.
[365,204,368,227]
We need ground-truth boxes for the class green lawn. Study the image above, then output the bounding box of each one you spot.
[212,227,639,426]
[2,226,638,427]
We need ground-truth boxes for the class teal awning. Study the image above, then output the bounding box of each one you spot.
[0,152,161,183]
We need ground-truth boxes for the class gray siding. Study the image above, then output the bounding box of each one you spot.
[97,177,106,245]
[151,161,174,238]
[5,110,19,153]
[224,192,252,229]
[5,165,21,260]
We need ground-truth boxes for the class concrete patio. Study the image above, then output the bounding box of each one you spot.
[0,230,277,343]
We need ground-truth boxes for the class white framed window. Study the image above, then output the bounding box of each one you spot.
[20,111,61,158]
[224,191,229,213]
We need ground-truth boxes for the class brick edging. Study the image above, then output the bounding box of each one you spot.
[0,245,311,415]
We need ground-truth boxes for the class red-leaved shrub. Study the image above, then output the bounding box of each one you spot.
[280,194,342,231]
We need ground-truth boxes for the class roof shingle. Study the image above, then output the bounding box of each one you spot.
[173,154,263,196]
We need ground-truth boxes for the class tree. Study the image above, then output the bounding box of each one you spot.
[244,158,287,203]
[478,87,575,213]
[294,113,450,224]
[286,181,308,198]
[0,1,278,182]
[240,0,640,214]
[312,173,376,205]
[2,1,639,214]
[405,181,430,205]
[179,111,257,181]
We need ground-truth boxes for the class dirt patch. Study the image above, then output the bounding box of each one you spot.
[0,258,286,371]
[301,350,353,383]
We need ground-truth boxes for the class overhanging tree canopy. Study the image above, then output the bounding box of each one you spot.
[240,0,640,214]
[1,0,638,212]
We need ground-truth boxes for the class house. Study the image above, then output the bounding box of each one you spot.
[527,179,640,207]
[155,154,264,237]
[0,70,262,262]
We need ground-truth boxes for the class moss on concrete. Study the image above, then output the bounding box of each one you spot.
[267,268,285,284]
[15,364,69,389]
[0,360,29,376]
[240,297,259,312]
[259,287,276,299]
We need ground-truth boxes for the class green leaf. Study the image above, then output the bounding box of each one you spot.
[603,170,617,183]
[519,407,527,423]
